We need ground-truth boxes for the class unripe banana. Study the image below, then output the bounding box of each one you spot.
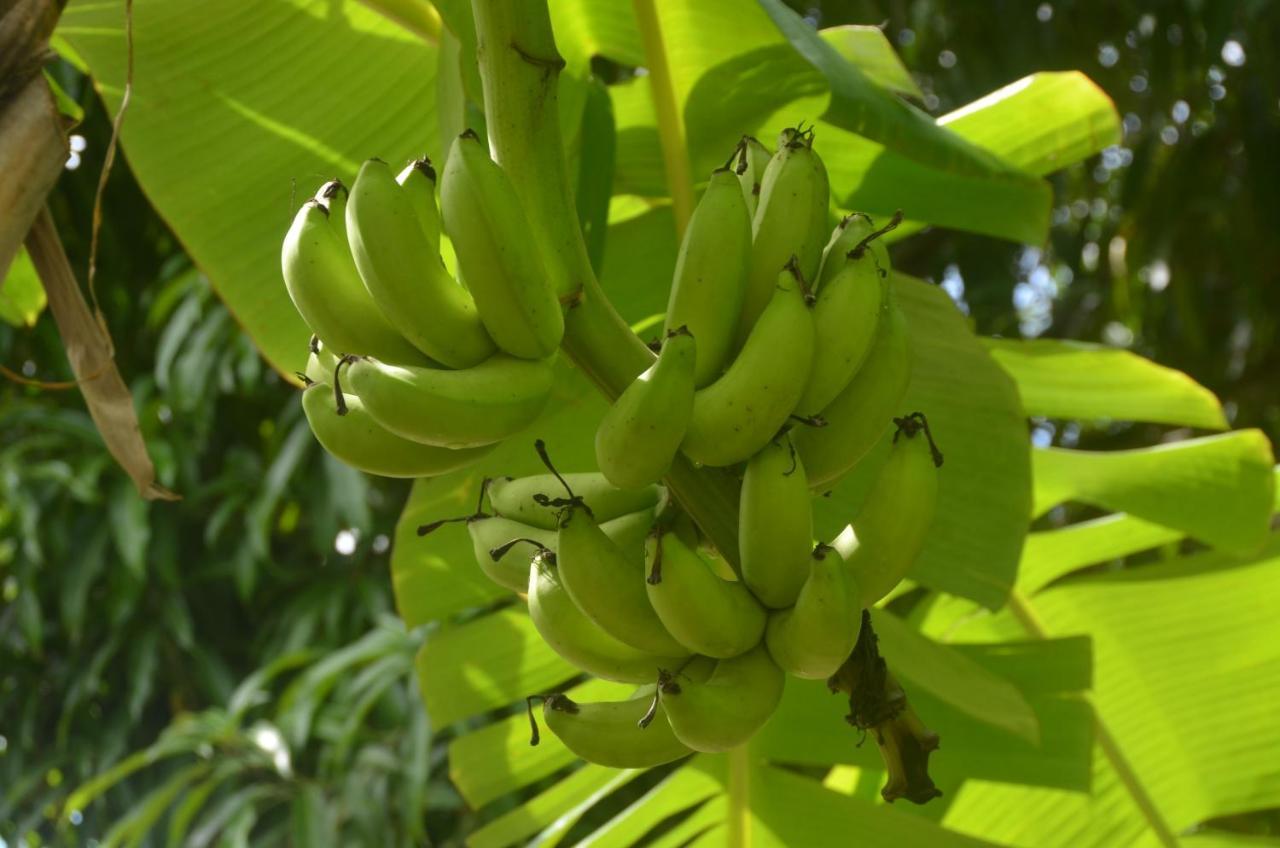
[739,435,814,608]
[301,385,493,479]
[737,127,829,343]
[344,354,553,449]
[764,544,862,679]
[395,159,442,251]
[315,180,350,242]
[539,687,693,769]
[346,159,496,369]
[595,328,697,489]
[846,414,942,606]
[556,506,689,656]
[488,473,663,530]
[815,213,889,290]
[464,509,655,593]
[681,266,815,467]
[644,532,766,659]
[795,303,913,490]
[281,198,427,365]
[466,517,557,592]
[732,135,772,219]
[663,171,751,387]
[658,644,785,753]
[303,336,339,385]
[794,252,884,417]
[441,131,565,359]
[528,553,687,683]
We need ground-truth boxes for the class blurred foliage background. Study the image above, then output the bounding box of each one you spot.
[1,0,1276,843]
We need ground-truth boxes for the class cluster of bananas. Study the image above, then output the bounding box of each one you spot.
[284,123,945,796]
[282,130,564,477]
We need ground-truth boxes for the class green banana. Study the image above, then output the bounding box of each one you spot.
[466,517,557,592]
[595,328,697,489]
[488,473,663,530]
[395,158,442,251]
[845,413,942,606]
[303,336,339,385]
[463,508,656,593]
[645,532,766,659]
[663,170,751,387]
[315,180,350,241]
[733,135,772,219]
[815,213,889,290]
[281,197,427,364]
[795,303,913,490]
[538,687,693,769]
[681,265,815,467]
[737,127,829,343]
[764,543,862,679]
[301,385,493,479]
[346,159,496,369]
[557,506,689,656]
[658,644,785,752]
[440,131,564,359]
[344,354,553,449]
[739,434,813,608]
[795,250,884,417]
[528,552,686,683]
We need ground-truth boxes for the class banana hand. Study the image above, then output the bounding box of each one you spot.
[663,169,752,387]
[346,159,496,368]
[764,543,862,679]
[344,354,554,449]
[682,265,815,467]
[596,328,697,489]
[281,196,426,365]
[557,506,689,656]
[528,552,687,683]
[740,434,814,608]
[795,302,912,490]
[658,644,785,753]
[644,532,766,659]
[441,131,565,359]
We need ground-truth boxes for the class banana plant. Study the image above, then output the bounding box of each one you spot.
[49,0,1279,846]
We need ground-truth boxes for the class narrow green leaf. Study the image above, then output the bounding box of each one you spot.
[1032,431,1276,553]
[289,784,335,848]
[101,763,210,848]
[984,338,1227,429]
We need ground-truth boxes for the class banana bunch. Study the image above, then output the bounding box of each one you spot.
[594,127,910,484]
[438,411,941,768]
[281,133,566,479]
